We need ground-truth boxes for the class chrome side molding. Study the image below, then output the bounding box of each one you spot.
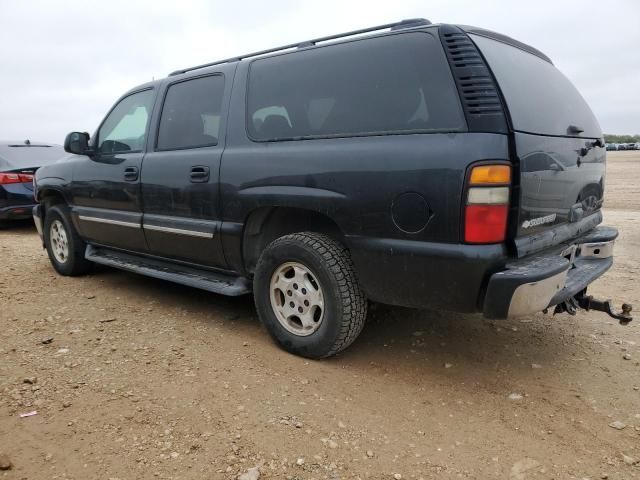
[78,215,140,229]
[143,224,214,239]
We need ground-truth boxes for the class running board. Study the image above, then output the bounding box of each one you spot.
[85,245,251,296]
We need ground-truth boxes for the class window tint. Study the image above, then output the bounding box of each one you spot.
[157,75,225,151]
[98,90,154,154]
[247,32,465,141]
[471,35,601,138]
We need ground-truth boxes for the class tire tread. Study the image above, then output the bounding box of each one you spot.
[257,232,367,357]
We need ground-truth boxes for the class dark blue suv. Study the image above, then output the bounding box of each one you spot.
[32,19,631,358]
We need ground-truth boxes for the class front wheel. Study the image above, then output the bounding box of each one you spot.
[43,205,92,276]
[253,232,367,359]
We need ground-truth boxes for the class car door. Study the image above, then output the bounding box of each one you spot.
[70,88,156,252]
[140,68,234,268]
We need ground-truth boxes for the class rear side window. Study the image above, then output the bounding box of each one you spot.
[157,75,225,151]
[247,32,465,141]
[471,35,601,138]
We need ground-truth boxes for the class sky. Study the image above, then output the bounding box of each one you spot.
[0,0,638,144]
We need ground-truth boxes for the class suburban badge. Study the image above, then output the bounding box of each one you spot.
[522,213,557,229]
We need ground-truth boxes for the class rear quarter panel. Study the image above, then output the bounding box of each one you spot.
[220,133,511,243]
[220,62,511,308]
[222,61,512,238]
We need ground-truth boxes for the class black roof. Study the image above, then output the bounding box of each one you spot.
[458,25,553,64]
[168,18,433,77]
[166,19,553,79]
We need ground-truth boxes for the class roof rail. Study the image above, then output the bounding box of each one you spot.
[168,18,431,76]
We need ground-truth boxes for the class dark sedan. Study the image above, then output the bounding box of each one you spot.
[0,140,65,223]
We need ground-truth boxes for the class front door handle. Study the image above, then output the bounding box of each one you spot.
[190,166,210,183]
[124,166,139,182]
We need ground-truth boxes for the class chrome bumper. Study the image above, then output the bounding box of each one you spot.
[483,226,617,319]
[508,239,615,317]
[508,269,568,317]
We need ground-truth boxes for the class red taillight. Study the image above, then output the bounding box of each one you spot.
[464,164,511,244]
[0,173,34,184]
[465,205,509,243]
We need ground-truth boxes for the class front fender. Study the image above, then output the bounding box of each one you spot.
[34,178,72,204]
[34,161,73,204]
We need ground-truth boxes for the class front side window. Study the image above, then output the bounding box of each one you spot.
[157,75,225,151]
[247,32,465,141]
[98,90,154,154]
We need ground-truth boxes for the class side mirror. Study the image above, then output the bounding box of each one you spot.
[64,131,92,155]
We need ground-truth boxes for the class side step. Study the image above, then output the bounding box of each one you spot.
[85,245,251,296]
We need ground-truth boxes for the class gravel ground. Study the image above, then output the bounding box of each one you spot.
[1,152,639,480]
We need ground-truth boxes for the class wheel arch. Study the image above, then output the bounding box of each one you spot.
[37,186,70,226]
[242,206,347,274]
[38,187,68,206]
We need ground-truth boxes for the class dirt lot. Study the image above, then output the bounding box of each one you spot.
[1,152,639,480]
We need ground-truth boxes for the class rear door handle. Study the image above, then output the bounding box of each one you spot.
[124,166,139,182]
[190,166,210,183]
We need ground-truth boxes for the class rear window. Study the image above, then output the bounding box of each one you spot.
[247,32,465,141]
[471,35,601,138]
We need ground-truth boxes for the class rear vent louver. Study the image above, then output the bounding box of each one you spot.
[446,34,484,67]
[459,75,502,115]
[439,25,508,133]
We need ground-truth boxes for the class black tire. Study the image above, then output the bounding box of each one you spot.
[254,232,367,359]
[43,204,92,276]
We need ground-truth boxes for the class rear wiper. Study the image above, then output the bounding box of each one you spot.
[567,124,585,135]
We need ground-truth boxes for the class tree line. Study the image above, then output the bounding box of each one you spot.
[604,134,640,143]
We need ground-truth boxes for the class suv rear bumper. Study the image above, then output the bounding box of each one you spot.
[347,236,507,312]
[347,225,616,316]
[483,226,617,319]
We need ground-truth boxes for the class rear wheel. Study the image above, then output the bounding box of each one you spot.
[254,232,367,359]
[44,205,92,276]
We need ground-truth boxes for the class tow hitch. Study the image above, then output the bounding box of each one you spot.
[553,289,633,325]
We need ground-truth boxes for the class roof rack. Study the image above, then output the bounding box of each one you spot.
[169,18,431,76]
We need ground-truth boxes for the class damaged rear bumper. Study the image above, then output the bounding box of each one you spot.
[483,226,624,320]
